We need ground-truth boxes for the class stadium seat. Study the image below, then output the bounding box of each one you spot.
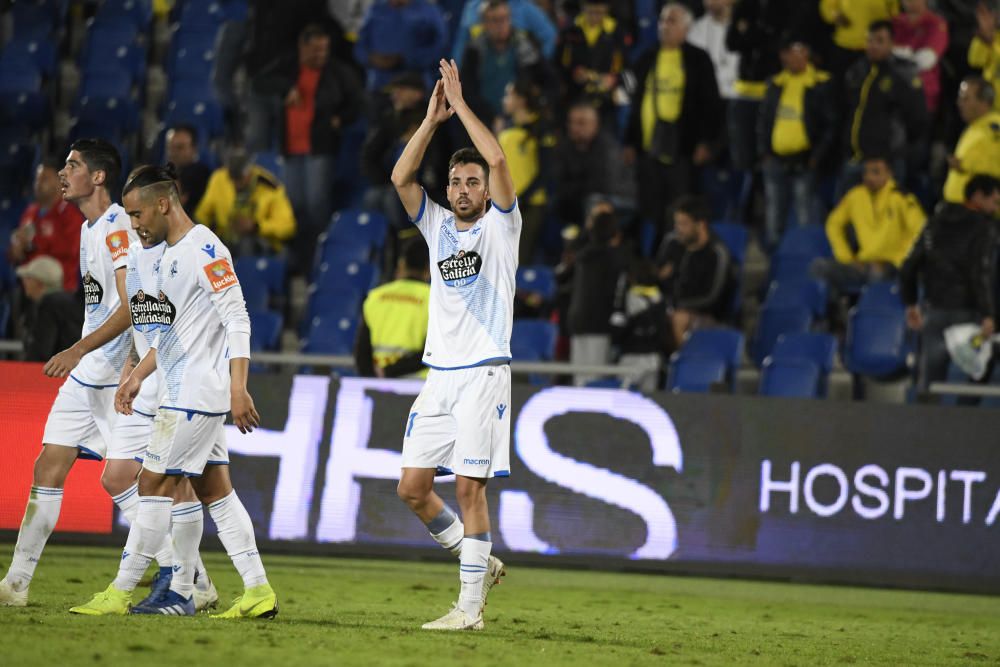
[666,354,727,394]
[313,244,374,277]
[0,65,48,128]
[765,278,828,320]
[759,357,822,398]
[302,287,364,331]
[301,314,358,355]
[679,328,743,375]
[96,0,153,31]
[0,136,38,198]
[164,83,224,141]
[0,38,58,79]
[516,265,556,302]
[73,93,139,138]
[167,43,217,84]
[771,332,837,375]
[769,225,832,282]
[10,2,60,40]
[249,310,283,352]
[178,1,227,29]
[700,166,742,222]
[238,270,269,314]
[843,307,910,378]
[510,319,557,361]
[750,305,812,367]
[235,256,287,297]
[711,221,749,266]
[0,296,10,336]
[325,208,389,251]
[857,281,904,310]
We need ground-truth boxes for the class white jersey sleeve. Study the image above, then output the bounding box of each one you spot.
[418,195,520,369]
[195,241,251,359]
[73,203,139,386]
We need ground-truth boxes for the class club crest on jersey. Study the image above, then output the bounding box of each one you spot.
[82,272,104,312]
[203,258,238,292]
[169,260,178,278]
[129,289,176,331]
[105,230,129,261]
[438,249,482,287]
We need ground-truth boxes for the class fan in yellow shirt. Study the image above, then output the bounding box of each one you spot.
[944,76,1000,204]
[970,2,1000,110]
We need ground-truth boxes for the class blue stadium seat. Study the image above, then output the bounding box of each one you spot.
[843,307,910,378]
[332,119,369,208]
[238,270,269,314]
[167,43,217,84]
[679,327,743,374]
[771,332,837,375]
[73,93,139,138]
[711,221,749,266]
[80,40,146,87]
[765,278,828,320]
[0,298,10,337]
[769,225,832,282]
[10,3,60,39]
[0,136,38,198]
[313,260,379,294]
[516,265,556,302]
[0,65,48,128]
[857,281,904,310]
[249,310,283,352]
[700,167,742,222]
[164,83,224,141]
[178,1,227,29]
[313,245,374,276]
[96,0,153,31]
[302,286,364,330]
[1,38,58,79]
[510,319,557,361]
[301,314,358,355]
[0,198,27,228]
[235,256,287,297]
[759,357,822,398]
[325,208,389,251]
[666,354,727,393]
[750,305,812,367]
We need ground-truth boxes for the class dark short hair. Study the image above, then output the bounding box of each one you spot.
[672,195,711,224]
[448,148,490,182]
[481,0,510,14]
[299,22,328,43]
[401,239,429,273]
[868,19,893,37]
[122,163,180,201]
[590,211,619,244]
[39,156,64,172]
[965,174,1000,201]
[963,75,997,106]
[863,154,892,168]
[167,123,199,146]
[69,138,122,195]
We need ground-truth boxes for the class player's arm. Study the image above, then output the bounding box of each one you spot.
[115,348,156,415]
[229,357,260,434]
[44,267,131,378]
[391,80,453,220]
[438,58,515,211]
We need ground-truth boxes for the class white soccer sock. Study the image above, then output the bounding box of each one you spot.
[113,483,174,569]
[208,491,268,589]
[113,496,172,592]
[195,556,210,591]
[457,536,492,618]
[425,505,464,557]
[168,502,203,599]
[5,486,63,592]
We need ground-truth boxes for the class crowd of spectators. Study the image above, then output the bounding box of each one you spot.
[6,0,1000,397]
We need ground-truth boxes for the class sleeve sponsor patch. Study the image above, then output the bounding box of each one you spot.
[105,230,130,261]
[203,258,239,292]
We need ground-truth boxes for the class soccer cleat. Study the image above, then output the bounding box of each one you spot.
[134,567,172,609]
[480,555,506,614]
[421,606,484,631]
[0,578,28,607]
[69,584,132,615]
[130,589,195,615]
[210,583,278,619]
[193,575,219,612]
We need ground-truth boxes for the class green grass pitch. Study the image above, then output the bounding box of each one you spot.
[2,545,999,666]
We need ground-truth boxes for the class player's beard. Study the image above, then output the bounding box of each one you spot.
[453,197,486,223]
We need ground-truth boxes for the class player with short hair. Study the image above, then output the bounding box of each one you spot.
[390,59,519,631]
[0,140,183,607]
[70,164,276,617]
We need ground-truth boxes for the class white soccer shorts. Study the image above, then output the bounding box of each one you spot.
[42,377,116,460]
[141,409,229,477]
[401,364,511,479]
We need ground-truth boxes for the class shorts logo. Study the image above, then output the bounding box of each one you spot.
[463,458,490,466]
[145,452,161,462]
[83,271,104,312]
[438,250,482,287]
[203,258,238,292]
[105,230,130,261]
[497,404,507,421]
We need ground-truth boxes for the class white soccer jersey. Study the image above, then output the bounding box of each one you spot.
[73,203,137,387]
[124,241,167,414]
[413,192,520,369]
[150,225,250,414]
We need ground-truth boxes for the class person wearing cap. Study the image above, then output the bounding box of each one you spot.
[194,147,297,258]
[757,38,836,248]
[16,256,83,362]
[354,0,448,92]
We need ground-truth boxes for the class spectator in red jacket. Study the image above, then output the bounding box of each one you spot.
[8,160,84,291]
[892,0,949,113]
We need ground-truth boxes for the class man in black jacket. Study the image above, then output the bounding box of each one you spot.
[757,39,837,248]
[253,23,363,267]
[16,256,82,362]
[625,3,723,244]
[899,175,1000,394]
[841,20,928,190]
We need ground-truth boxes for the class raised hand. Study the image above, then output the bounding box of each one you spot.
[438,58,465,109]
[425,80,454,125]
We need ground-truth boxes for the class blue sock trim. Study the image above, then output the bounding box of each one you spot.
[425,504,459,534]
[464,532,491,542]
[112,484,139,503]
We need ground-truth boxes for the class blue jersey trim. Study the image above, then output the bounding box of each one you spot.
[423,356,511,371]
[77,445,103,461]
[70,375,118,389]
[492,470,510,478]
[160,406,228,419]
[205,460,229,466]
[409,191,427,224]
[133,409,155,418]
[435,466,454,477]
[493,198,517,214]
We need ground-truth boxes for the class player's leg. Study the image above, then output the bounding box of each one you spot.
[192,464,277,619]
[1,380,104,605]
[174,477,218,611]
[397,467,465,557]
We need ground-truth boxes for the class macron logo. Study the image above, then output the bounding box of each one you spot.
[201,244,216,258]
[121,551,130,561]
[463,458,490,466]
[497,404,507,421]
[107,213,118,223]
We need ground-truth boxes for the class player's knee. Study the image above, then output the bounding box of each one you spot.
[100,466,136,497]
[33,445,74,488]
[396,479,429,508]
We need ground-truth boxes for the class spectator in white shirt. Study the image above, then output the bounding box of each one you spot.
[687,0,739,99]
